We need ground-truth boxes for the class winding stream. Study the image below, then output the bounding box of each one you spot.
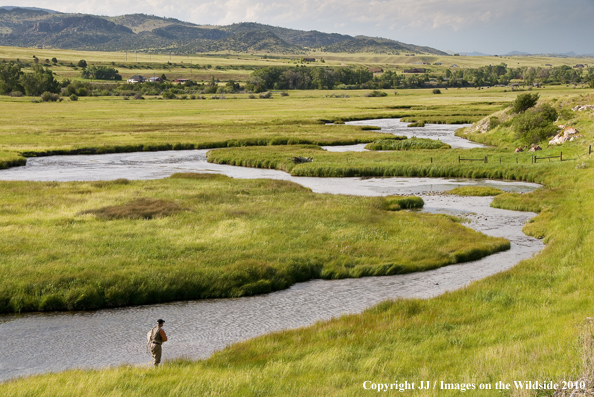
[0,121,542,382]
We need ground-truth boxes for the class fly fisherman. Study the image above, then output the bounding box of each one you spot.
[147,319,168,367]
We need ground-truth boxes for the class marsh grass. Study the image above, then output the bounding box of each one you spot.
[207,144,580,182]
[446,186,504,196]
[365,137,450,150]
[0,174,507,313]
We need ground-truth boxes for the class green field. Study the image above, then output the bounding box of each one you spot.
[1,47,594,395]
[2,46,593,83]
[0,174,509,313]
[0,85,588,159]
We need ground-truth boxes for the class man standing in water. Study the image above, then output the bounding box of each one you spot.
[148,319,168,366]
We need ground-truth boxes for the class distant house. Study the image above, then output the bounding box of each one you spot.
[303,57,316,62]
[174,79,190,84]
[127,75,145,83]
[403,68,426,73]
[147,77,163,83]
[545,64,552,67]
[434,62,442,65]
[450,64,459,68]
[368,67,383,73]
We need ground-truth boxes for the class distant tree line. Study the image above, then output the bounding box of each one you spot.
[245,64,594,91]
[245,66,374,91]
[0,62,60,96]
[81,65,122,81]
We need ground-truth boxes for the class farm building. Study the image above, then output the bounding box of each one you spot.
[403,68,426,73]
[127,75,145,83]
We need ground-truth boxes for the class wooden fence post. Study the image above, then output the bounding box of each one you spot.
[484,156,487,164]
[458,156,460,164]
[560,152,563,161]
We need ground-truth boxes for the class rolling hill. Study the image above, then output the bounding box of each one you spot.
[0,8,448,55]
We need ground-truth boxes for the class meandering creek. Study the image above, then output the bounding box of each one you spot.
[0,121,541,382]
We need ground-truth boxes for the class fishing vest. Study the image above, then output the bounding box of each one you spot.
[150,326,164,344]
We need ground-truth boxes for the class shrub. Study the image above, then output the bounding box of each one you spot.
[259,91,272,99]
[248,94,256,99]
[133,92,144,100]
[280,91,289,97]
[77,60,87,68]
[511,93,539,113]
[162,90,176,100]
[9,91,23,97]
[364,90,388,97]
[432,89,442,94]
[488,116,500,131]
[557,108,573,121]
[40,91,59,102]
[513,103,558,144]
[69,94,78,101]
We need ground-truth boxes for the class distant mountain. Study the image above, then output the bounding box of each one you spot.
[459,51,491,56]
[504,51,530,56]
[0,6,59,13]
[0,9,447,55]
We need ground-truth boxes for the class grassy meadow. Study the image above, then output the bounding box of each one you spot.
[2,45,593,82]
[0,85,587,159]
[2,45,594,394]
[0,173,508,313]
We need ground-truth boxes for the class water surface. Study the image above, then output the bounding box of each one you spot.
[346,118,482,149]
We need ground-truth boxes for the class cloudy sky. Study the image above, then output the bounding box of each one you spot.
[3,0,594,54]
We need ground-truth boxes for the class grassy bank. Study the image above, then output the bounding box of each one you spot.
[365,137,450,150]
[0,173,507,313]
[207,143,584,181]
[2,163,594,396]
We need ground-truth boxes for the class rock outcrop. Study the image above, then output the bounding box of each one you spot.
[549,127,581,146]
[572,105,594,112]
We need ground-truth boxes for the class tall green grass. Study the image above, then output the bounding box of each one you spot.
[207,144,577,182]
[0,174,508,313]
[446,186,504,196]
[365,137,450,150]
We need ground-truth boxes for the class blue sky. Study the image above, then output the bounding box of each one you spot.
[3,0,594,54]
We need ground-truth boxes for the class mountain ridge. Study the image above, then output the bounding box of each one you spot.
[0,8,448,55]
